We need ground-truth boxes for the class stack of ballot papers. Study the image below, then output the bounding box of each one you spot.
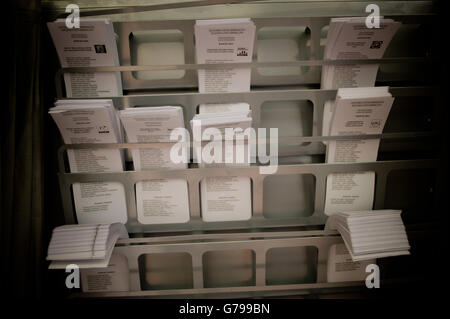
[324,87,394,216]
[47,223,129,269]
[321,17,401,89]
[191,103,252,222]
[321,17,400,139]
[195,19,256,93]
[326,210,410,261]
[48,18,122,97]
[325,86,394,163]
[191,110,252,142]
[119,106,190,224]
[49,99,127,224]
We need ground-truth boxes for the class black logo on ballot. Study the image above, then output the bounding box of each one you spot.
[237,47,249,56]
[98,126,110,134]
[370,40,383,49]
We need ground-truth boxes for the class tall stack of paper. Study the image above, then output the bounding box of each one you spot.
[325,210,410,261]
[324,87,394,216]
[119,107,190,224]
[195,19,256,93]
[321,17,401,89]
[49,100,127,224]
[47,223,129,269]
[191,104,252,222]
[48,18,122,98]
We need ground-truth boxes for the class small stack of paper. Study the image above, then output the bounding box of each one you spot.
[191,104,252,222]
[326,210,410,261]
[326,86,394,163]
[199,102,250,114]
[119,106,190,224]
[47,223,128,269]
[48,18,122,98]
[191,109,252,143]
[321,17,401,89]
[49,99,127,224]
[195,19,256,93]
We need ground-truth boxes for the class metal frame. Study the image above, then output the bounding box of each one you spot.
[74,228,428,297]
[54,14,435,94]
[56,84,440,233]
[47,3,443,298]
[116,14,434,89]
[58,157,439,232]
[55,86,440,156]
[101,231,345,292]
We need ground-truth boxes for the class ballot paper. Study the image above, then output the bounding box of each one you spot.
[327,243,376,282]
[324,172,375,216]
[47,223,129,269]
[119,107,190,224]
[81,253,130,292]
[325,210,410,261]
[326,87,394,163]
[192,106,252,222]
[324,87,393,216]
[195,19,256,93]
[321,17,401,89]
[47,18,122,97]
[49,100,127,224]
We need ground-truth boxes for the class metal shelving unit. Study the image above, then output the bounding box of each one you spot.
[45,0,443,297]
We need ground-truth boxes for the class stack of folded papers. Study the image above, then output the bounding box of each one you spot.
[326,210,410,261]
[47,223,128,269]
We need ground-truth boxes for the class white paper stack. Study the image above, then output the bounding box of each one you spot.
[325,210,410,261]
[47,18,122,97]
[326,87,394,163]
[321,17,401,89]
[47,223,129,269]
[119,106,190,224]
[324,87,394,216]
[191,104,252,222]
[195,19,256,93]
[49,100,127,224]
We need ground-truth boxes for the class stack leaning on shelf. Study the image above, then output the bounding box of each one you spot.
[47,223,129,269]
[325,209,410,261]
